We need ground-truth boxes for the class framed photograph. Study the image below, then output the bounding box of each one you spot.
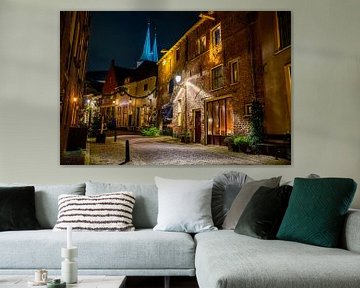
[60,11,291,165]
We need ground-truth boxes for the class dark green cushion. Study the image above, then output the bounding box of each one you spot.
[276,178,357,247]
[0,186,41,231]
[235,185,292,239]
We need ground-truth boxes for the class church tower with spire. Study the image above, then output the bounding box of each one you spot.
[100,19,159,134]
[137,21,158,66]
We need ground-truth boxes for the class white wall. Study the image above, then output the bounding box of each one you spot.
[0,0,359,208]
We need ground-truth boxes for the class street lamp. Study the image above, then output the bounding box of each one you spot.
[175,75,182,84]
[112,100,118,142]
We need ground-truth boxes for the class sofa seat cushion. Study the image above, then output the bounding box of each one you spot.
[195,230,360,288]
[0,229,195,271]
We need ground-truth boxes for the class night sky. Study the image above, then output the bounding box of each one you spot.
[86,11,200,72]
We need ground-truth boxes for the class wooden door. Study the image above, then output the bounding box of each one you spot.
[194,110,201,143]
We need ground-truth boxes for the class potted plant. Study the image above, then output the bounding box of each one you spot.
[234,135,252,153]
[224,135,238,152]
[140,126,160,137]
[180,132,191,143]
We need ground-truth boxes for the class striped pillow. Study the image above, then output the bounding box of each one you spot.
[53,192,136,231]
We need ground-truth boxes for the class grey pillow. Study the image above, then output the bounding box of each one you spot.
[234,185,293,239]
[222,177,281,230]
[0,183,86,228]
[212,171,252,228]
[283,173,320,186]
[153,177,217,233]
[86,181,158,229]
[35,184,86,228]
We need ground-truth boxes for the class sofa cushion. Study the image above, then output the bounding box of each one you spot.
[277,178,357,247]
[153,177,216,233]
[195,230,360,288]
[53,192,136,232]
[234,185,292,239]
[86,181,158,229]
[222,177,281,229]
[0,229,195,273]
[342,209,360,253]
[282,173,320,186]
[0,186,40,231]
[212,171,251,228]
[0,183,86,229]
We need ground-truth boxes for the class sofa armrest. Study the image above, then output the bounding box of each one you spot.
[342,209,360,253]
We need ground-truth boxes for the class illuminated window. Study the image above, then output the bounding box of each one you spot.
[229,59,239,84]
[213,101,220,135]
[212,25,221,47]
[144,83,148,91]
[245,104,252,116]
[211,65,224,90]
[226,98,234,135]
[284,63,291,113]
[276,11,291,50]
[196,35,206,55]
[177,100,182,126]
[207,97,234,138]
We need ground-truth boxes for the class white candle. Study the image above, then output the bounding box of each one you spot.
[67,225,72,249]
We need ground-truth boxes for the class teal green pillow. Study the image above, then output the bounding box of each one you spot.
[276,178,357,247]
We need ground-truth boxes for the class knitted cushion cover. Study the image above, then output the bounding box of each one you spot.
[53,192,136,231]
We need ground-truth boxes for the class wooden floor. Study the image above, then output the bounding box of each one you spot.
[126,276,199,288]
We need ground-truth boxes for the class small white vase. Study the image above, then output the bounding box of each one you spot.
[61,247,78,284]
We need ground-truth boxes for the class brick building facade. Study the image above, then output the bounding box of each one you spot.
[97,22,159,132]
[257,12,291,136]
[100,60,157,131]
[157,11,291,145]
[60,11,90,153]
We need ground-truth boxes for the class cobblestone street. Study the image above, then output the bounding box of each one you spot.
[86,135,290,165]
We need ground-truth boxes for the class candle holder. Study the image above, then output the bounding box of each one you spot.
[61,247,78,284]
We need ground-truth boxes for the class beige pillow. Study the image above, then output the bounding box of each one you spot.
[222,177,281,230]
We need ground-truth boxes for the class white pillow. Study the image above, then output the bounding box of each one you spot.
[53,192,135,232]
[153,177,217,233]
